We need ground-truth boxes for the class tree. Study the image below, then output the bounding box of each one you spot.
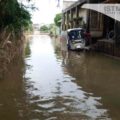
[54,13,62,27]
[40,25,49,32]
[0,0,32,33]
[48,23,57,36]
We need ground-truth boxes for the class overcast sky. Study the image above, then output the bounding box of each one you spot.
[31,0,63,24]
[20,0,77,25]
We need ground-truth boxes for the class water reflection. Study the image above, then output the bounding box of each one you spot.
[0,56,30,120]
[0,35,120,120]
[52,37,120,120]
[24,35,115,120]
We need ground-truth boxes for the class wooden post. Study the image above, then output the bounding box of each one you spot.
[115,21,120,47]
[71,9,73,28]
[76,6,79,28]
[75,7,77,27]
[66,12,68,30]
[86,0,90,32]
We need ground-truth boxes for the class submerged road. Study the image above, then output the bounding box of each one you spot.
[0,35,120,120]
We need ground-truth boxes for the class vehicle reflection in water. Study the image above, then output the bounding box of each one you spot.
[52,37,120,120]
[24,35,119,120]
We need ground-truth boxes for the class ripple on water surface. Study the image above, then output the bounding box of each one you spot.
[24,35,112,120]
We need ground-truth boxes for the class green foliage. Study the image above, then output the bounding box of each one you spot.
[25,42,31,58]
[40,25,49,32]
[49,24,56,35]
[54,13,62,27]
[0,0,32,33]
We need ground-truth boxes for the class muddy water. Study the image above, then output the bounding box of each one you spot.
[0,35,120,120]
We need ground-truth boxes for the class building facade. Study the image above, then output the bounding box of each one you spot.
[62,0,120,57]
[62,0,120,39]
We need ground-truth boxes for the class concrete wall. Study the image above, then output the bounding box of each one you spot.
[90,31,103,38]
[78,8,87,24]
[62,1,104,38]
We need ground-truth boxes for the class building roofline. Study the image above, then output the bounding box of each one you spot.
[63,0,87,13]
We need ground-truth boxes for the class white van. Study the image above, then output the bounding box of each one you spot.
[66,28,86,50]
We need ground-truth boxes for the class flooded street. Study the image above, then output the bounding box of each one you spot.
[1,35,120,120]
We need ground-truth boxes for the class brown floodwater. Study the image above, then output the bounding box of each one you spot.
[0,35,120,120]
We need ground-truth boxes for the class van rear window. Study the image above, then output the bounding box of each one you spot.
[68,30,84,40]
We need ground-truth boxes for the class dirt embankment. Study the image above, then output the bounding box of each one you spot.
[0,28,25,78]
